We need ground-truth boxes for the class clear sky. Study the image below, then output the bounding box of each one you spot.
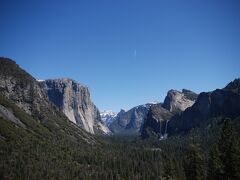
[1,0,240,112]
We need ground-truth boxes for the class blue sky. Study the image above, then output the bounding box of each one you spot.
[1,0,240,112]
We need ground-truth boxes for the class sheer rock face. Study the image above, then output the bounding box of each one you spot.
[41,79,109,134]
[162,89,197,113]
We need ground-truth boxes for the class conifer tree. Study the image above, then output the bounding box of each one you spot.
[162,154,175,180]
[207,144,223,180]
[218,119,240,180]
[207,118,240,180]
[183,144,205,180]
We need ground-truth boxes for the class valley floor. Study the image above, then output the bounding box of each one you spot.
[1,118,240,180]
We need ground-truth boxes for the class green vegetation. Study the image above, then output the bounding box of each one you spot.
[0,94,239,179]
[183,144,205,180]
[207,119,240,180]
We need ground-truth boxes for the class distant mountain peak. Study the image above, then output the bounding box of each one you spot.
[100,110,116,116]
[100,110,116,127]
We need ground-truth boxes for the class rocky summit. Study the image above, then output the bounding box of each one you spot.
[162,89,197,113]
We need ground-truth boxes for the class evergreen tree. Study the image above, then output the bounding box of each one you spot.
[207,118,240,180]
[218,119,240,180]
[183,144,205,180]
[162,154,175,180]
[207,144,223,180]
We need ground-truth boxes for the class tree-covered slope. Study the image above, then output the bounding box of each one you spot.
[0,94,100,179]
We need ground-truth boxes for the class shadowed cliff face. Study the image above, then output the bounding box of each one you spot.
[141,104,173,139]
[41,78,110,134]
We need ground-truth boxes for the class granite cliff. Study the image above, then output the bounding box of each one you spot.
[40,79,110,134]
[162,89,197,113]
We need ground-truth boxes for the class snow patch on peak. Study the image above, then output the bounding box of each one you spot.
[147,101,160,105]
[100,110,116,117]
[135,101,160,109]
[100,110,116,127]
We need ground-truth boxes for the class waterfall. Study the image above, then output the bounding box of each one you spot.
[159,120,161,136]
[159,118,164,140]
[164,120,168,139]
[153,115,167,140]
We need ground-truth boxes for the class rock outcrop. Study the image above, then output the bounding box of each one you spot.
[40,79,110,134]
[162,89,197,113]
[0,103,26,128]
